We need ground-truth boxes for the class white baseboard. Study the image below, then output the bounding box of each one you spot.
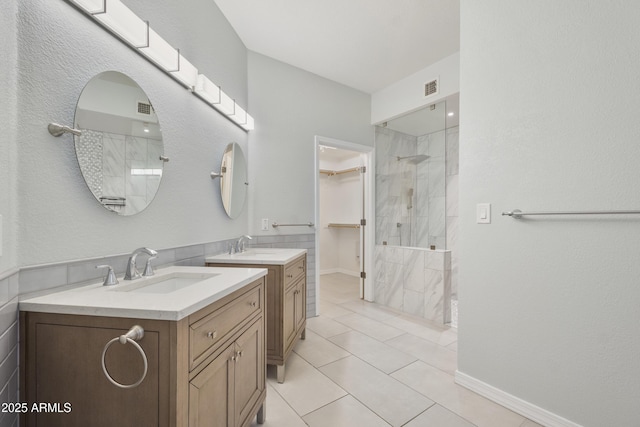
[454,371,583,427]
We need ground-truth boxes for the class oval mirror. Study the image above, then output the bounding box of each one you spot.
[220,142,248,218]
[74,71,164,215]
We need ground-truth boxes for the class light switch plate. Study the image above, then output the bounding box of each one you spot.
[261,218,269,231]
[477,203,491,224]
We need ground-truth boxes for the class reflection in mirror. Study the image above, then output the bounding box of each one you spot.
[220,142,247,219]
[74,71,164,215]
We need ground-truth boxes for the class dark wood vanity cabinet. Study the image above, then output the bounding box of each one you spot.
[20,278,266,427]
[206,254,306,383]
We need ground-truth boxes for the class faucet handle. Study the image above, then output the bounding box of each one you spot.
[96,265,119,286]
[142,256,157,277]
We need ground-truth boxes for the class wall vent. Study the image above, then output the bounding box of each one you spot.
[424,78,439,98]
[137,101,152,115]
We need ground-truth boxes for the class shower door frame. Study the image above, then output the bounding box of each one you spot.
[314,135,375,311]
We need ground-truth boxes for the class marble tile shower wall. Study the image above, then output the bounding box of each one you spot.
[375,127,446,248]
[374,246,451,324]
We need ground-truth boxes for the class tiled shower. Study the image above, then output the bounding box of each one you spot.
[373,100,459,325]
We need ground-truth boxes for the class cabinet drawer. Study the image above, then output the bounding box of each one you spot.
[190,286,262,369]
[284,257,306,288]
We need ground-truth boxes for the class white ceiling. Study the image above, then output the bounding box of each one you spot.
[213,0,460,94]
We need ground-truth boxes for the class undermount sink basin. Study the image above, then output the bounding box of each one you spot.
[114,272,219,294]
[235,250,282,257]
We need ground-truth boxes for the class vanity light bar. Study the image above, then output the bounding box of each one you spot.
[66,0,254,132]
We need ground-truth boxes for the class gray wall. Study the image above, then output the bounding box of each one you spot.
[17,0,249,266]
[459,1,640,425]
[247,52,374,237]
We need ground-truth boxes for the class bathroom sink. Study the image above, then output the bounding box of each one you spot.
[114,272,219,294]
[235,249,284,257]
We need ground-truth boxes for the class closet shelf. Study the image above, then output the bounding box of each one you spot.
[327,223,361,229]
[319,167,362,176]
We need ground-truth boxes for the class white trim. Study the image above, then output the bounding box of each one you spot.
[454,371,584,427]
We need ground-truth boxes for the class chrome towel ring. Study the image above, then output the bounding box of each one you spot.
[101,325,148,389]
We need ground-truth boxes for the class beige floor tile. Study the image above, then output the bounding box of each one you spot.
[320,356,434,427]
[383,314,458,347]
[404,404,475,427]
[294,329,350,367]
[249,383,307,427]
[333,312,405,342]
[303,395,391,427]
[338,299,399,322]
[318,299,354,318]
[392,361,525,427]
[385,333,458,374]
[329,330,417,374]
[268,353,347,416]
[306,315,353,338]
[520,420,545,427]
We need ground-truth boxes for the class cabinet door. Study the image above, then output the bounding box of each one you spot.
[233,319,265,426]
[294,280,306,332]
[189,345,234,427]
[283,283,297,349]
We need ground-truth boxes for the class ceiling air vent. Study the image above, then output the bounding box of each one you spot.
[137,101,152,115]
[424,78,439,98]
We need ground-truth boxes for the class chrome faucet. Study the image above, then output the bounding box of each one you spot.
[124,247,158,280]
[235,235,252,253]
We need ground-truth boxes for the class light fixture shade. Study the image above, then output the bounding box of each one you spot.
[217,90,236,115]
[139,28,179,72]
[68,0,104,14]
[229,104,247,125]
[171,55,198,88]
[242,114,255,131]
[195,75,221,104]
[93,0,148,47]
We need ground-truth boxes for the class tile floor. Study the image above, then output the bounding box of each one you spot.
[251,273,543,427]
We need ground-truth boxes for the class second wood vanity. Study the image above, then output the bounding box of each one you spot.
[206,248,307,383]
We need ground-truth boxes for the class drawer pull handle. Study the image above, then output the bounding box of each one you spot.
[207,331,217,339]
[250,301,257,307]
[287,274,294,278]
[101,325,148,389]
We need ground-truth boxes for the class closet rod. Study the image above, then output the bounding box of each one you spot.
[319,167,362,176]
[328,223,360,229]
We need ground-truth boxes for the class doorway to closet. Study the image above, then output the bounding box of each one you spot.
[314,136,373,316]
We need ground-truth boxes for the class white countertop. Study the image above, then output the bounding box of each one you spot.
[205,248,307,265]
[19,266,268,321]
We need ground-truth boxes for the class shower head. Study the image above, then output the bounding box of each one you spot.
[396,154,430,164]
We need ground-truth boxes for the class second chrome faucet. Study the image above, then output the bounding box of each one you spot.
[124,247,158,280]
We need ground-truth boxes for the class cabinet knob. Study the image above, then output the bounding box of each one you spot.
[237,350,243,358]
[249,301,257,307]
[287,274,293,278]
[298,265,304,270]
[207,331,217,339]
